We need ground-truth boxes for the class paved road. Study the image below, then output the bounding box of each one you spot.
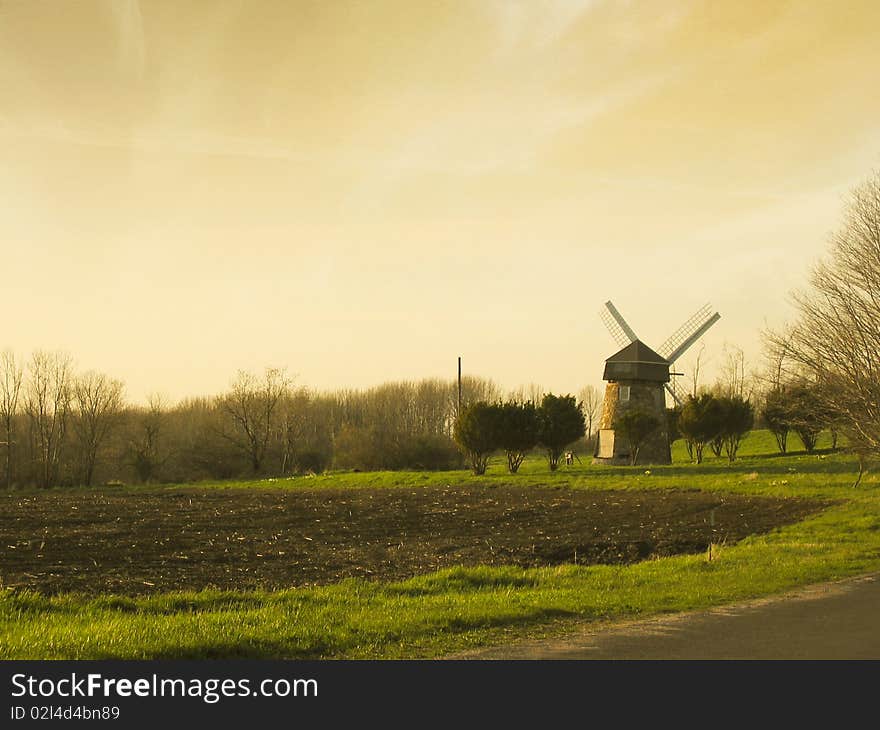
[459,573,880,659]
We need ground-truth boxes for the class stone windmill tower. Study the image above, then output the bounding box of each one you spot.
[593,301,720,465]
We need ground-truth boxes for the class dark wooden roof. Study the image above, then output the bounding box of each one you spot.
[605,340,669,365]
[603,340,670,383]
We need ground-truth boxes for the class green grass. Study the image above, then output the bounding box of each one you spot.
[2,430,878,659]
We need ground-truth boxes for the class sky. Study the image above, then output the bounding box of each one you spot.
[1,0,879,403]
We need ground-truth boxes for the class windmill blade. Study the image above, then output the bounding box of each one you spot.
[658,304,721,363]
[599,301,639,347]
[664,383,683,407]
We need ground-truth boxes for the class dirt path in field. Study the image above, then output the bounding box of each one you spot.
[454,572,880,659]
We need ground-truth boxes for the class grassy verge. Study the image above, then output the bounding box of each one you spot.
[2,430,878,659]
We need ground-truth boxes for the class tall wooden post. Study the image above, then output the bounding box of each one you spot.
[457,356,462,417]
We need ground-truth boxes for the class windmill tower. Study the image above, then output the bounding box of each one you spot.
[594,301,721,465]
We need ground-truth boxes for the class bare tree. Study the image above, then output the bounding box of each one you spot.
[717,345,743,398]
[577,384,602,439]
[72,370,125,486]
[715,344,756,401]
[131,394,165,483]
[683,344,707,398]
[25,351,73,487]
[276,387,311,475]
[219,367,290,473]
[765,341,787,390]
[0,350,23,488]
[768,171,880,484]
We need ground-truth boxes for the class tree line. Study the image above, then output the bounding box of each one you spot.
[453,394,587,475]
[660,376,837,465]
[0,352,599,488]
[760,381,836,455]
[668,394,755,464]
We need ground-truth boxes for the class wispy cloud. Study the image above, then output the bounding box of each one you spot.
[488,0,605,52]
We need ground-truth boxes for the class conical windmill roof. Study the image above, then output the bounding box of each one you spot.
[603,340,670,383]
[605,340,669,365]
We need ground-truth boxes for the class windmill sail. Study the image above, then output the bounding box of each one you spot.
[664,383,682,406]
[599,301,638,347]
[657,304,721,363]
[597,300,720,409]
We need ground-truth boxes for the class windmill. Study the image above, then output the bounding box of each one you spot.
[593,301,720,465]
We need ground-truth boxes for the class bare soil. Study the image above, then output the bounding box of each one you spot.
[0,485,826,596]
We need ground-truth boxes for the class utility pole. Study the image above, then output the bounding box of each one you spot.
[457,356,462,418]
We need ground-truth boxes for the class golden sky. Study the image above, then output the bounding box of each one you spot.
[2,0,879,401]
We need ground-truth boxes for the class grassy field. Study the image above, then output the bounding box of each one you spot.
[2,428,879,659]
